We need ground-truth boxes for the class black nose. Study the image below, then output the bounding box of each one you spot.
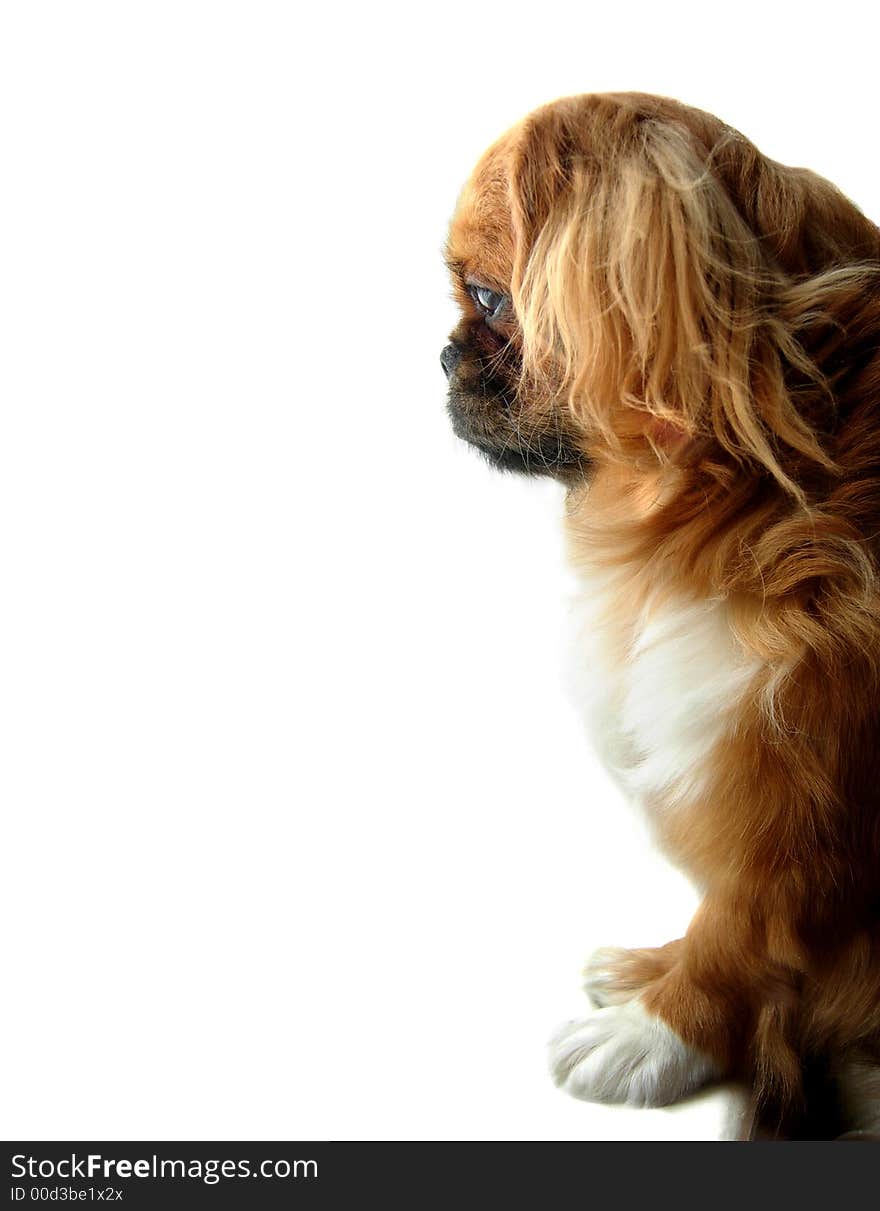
[440,343,462,379]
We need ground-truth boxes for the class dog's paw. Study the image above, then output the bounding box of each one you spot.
[549,1000,720,1107]
[583,946,634,1007]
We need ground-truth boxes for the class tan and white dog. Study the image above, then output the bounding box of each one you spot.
[442,92,880,1137]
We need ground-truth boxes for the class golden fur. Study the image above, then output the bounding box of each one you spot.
[443,92,880,1133]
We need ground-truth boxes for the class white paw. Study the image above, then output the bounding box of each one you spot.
[549,999,720,1107]
[582,946,632,1007]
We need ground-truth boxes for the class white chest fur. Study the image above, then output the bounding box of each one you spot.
[568,566,761,812]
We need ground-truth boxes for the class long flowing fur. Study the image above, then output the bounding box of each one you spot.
[511,96,879,505]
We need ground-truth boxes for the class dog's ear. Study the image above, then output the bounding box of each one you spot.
[507,100,874,496]
[708,135,880,278]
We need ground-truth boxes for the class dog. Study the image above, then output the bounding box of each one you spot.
[441,92,880,1137]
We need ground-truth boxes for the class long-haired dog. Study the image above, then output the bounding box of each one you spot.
[441,92,880,1137]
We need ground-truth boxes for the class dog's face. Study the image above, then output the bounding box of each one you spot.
[441,129,585,480]
[443,92,877,500]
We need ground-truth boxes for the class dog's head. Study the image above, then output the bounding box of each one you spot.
[443,93,879,500]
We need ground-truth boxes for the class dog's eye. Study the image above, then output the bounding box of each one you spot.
[469,284,509,321]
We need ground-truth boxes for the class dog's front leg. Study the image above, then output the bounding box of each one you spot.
[550,894,800,1107]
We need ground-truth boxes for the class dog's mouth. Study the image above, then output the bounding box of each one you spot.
[446,381,584,479]
[441,330,586,479]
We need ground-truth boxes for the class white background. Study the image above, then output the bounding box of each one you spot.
[1,1,876,1142]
